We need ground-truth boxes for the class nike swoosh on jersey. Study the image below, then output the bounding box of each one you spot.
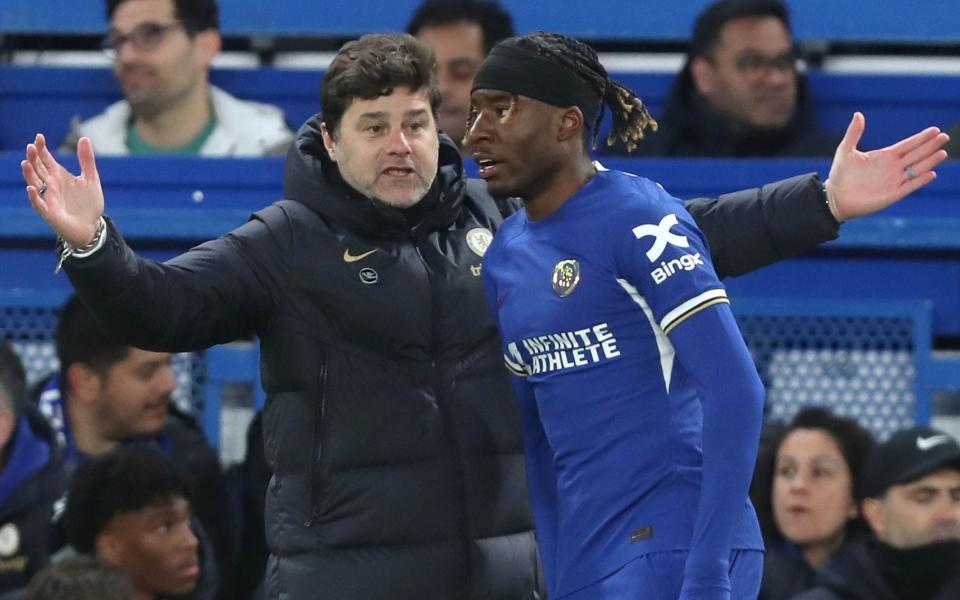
[343,248,379,263]
[917,434,951,451]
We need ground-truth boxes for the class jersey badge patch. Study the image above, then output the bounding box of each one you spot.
[465,228,494,257]
[552,259,581,297]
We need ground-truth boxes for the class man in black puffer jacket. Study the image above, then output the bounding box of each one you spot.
[20,32,947,600]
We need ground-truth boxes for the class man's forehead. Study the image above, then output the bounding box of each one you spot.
[894,467,960,493]
[111,0,176,27]
[110,496,190,526]
[344,87,433,115]
[716,16,791,51]
[416,21,485,61]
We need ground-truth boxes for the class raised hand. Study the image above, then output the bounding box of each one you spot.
[21,134,105,248]
[825,112,949,222]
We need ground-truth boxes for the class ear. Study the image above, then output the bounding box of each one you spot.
[557,106,584,143]
[690,56,714,96]
[860,497,884,537]
[193,29,222,68]
[95,529,122,564]
[320,122,337,161]
[0,411,14,452]
[64,363,102,406]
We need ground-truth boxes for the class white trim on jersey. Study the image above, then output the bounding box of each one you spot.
[617,278,676,392]
[660,288,730,335]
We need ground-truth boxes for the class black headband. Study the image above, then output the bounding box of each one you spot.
[472,43,603,125]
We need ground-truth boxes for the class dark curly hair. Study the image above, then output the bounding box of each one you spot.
[64,445,191,555]
[751,407,875,546]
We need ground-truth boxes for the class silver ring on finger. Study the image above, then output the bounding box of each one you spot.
[38,181,47,198]
[906,165,917,181]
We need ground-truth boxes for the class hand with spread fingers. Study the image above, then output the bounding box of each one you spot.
[825,112,949,222]
[21,134,105,249]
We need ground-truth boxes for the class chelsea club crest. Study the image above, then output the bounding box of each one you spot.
[552,259,580,297]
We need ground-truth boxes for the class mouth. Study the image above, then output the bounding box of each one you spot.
[144,399,170,415]
[178,558,200,579]
[473,155,501,179]
[787,506,810,516]
[380,167,416,180]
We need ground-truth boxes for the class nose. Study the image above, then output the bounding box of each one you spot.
[158,362,176,396]
[114,38,143,63]
[179,522,200,551]
[386,129,413,155]
[761,65,793,87]
[437,68,454,102]
[787,473,809,493]
[463,108,493,149]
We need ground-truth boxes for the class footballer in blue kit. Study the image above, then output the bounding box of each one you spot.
[467,33,766,599]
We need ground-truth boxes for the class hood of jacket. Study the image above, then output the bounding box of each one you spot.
[282,114,467,239]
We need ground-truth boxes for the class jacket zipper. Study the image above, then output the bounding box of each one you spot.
[304,359,328,527]
[412,232,474,593]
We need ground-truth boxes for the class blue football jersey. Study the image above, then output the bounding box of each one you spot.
[482,167,763,596]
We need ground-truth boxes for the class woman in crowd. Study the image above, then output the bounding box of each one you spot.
[752,407,875,599]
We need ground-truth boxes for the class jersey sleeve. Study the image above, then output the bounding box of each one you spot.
[615,181,728,334]
[481,242,560,592]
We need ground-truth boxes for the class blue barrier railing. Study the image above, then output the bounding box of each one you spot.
[3,66,959,152]
[3,0,959,43]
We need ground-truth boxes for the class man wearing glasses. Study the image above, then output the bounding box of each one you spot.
[606,0,841,158]
[61,0,293,156]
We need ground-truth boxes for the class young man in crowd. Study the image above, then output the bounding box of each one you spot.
[62,0,292,156]
[63,446,214,600]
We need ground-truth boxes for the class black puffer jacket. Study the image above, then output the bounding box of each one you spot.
[64,115,839,600]
[794,538,960,600]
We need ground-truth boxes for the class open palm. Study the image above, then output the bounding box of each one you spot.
[827,112,949,221]
[21,134,105,248]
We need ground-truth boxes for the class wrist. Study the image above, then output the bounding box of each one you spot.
[823,179,845,224]
[55,217,107,273]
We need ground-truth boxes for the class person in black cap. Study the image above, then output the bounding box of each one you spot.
[795,425,960,600]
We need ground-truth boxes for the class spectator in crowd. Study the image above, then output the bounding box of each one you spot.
[407,0,514,147]
[20,30,949,599]
[35,295,233,598]
[608,0,841,157]
[796,425,960,600]
[61,0,293,156]
[751,408,874,599]
[25,555,135,600]
[63,446,215,600]
[0,341,69,599]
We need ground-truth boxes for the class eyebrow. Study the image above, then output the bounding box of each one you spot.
[357,109,429,121]
[472,90,515,103]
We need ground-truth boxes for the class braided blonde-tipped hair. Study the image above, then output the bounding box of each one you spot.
[513,31,657,153]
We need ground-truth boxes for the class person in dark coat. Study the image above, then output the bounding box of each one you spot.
[794,426,960,600]
[0,342,69,600]
[607,0,841,157]
[19,31,949,599]
[62,446,216,600]
[750,408,874,599]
